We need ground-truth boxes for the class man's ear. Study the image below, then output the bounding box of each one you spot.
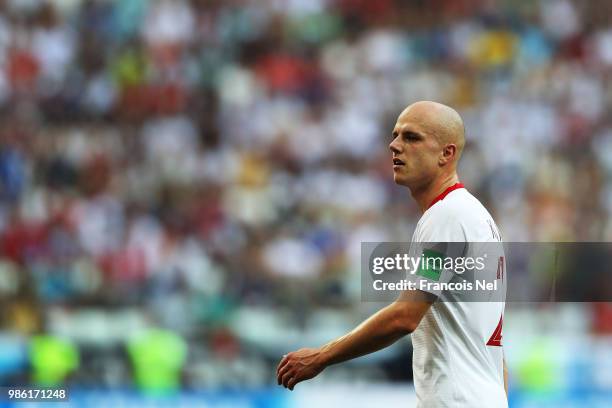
[440,144,457,165]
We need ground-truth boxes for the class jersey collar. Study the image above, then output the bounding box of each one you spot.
[427,182,465,210]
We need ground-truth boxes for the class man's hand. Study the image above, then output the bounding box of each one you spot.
[276,348,326,390]
[276,292,433,391]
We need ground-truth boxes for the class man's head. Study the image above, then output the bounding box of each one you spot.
[389,101,465,189]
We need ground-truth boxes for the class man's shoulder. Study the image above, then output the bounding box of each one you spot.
[418,189,499,242]
[425,188,485,221]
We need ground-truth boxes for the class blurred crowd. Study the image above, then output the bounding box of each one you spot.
[0,0,612,391]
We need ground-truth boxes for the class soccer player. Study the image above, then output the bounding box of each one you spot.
[276,101,508,407]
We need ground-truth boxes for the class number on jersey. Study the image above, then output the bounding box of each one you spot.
[486,315,503,347]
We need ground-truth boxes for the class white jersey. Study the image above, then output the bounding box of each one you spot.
[410,185,507,408]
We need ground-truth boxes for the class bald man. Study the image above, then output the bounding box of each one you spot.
[277,101,508,407]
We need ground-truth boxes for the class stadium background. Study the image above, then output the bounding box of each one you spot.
[0,0,611,406]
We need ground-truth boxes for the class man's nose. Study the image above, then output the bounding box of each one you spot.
[389,137,402,154]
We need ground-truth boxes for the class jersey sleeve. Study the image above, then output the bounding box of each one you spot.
[409,211,468,297]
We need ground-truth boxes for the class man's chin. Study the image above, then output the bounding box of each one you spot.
[392,174,410,187]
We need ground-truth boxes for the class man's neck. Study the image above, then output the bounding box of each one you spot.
[411,174,461,213]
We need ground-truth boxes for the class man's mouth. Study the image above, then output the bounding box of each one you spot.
[393,158,405,166]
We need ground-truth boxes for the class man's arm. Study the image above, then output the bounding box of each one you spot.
[503,355,508,396]
[276,290,434,390]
